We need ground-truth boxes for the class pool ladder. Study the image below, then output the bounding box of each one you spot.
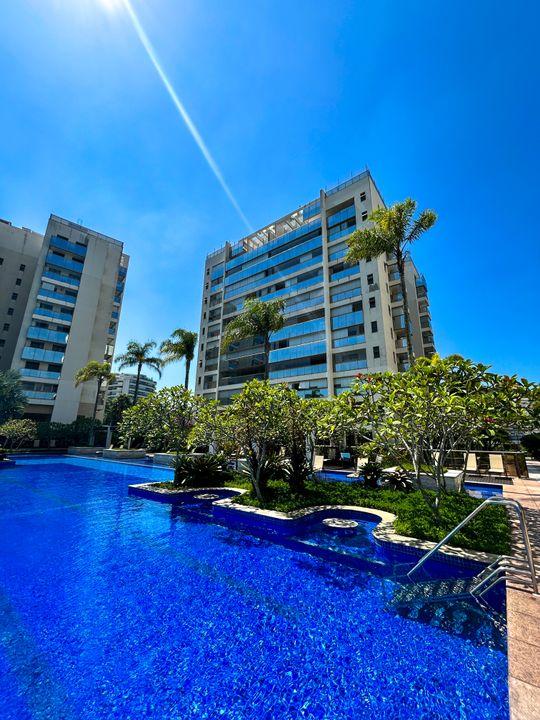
[405,497,539,600]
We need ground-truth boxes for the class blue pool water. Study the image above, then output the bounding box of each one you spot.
[0,457,508,719]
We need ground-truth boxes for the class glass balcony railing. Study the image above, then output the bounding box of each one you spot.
[22,347,65,364]
[20,369,61,380]
[45,253,84,274]
[333,335,366,349]
[330,266,360,283]
[331,311,363,331]
[111,311,119,320]
[27,327,69,345]
[37,288,77,306]
[32,307,73,324]
[42,271,80,288]
[335,360,368,373]
[269,340,326,364]
[23,390,56,401]
[269,363,327,380]
[49,236,87,257]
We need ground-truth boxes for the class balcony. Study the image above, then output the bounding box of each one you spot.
[45,253,84,274]
[333,335,366,349]
[37,288,77,306]
[20,368,61,381]
[27,327,69,345]
[42,270,80,288]
[23,390,56,402]
[32,307,73,324]
[269,363,327,380]
[334,360,368,373]
[22,347,64,364]
[49,236,87,257]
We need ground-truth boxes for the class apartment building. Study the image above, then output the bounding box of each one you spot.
[105,372,157,402]
[1,214,128,423]
[195,171,434,404]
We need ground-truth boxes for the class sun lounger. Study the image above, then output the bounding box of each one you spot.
[313,455,325,472]
[347,457,369,478]
[488,454,505,475]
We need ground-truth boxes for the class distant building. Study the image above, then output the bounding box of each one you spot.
[196,170,434,403]
[1,214,128,423]
[105,373,157,402]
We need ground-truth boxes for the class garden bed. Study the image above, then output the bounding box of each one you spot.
[143,478,511,555]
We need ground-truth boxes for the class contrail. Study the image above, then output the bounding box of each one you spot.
[120,0,253,232]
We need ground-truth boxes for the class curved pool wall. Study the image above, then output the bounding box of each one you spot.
[0,456,508,719]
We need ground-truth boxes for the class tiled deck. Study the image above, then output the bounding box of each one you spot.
[504,461,540,720]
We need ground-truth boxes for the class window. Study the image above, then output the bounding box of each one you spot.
[3,324,9,331]
[371,321,378,332]
[7,308,14,315]
[30,341,44,349]
[369,297,376,309]
[373,346,380,359]
[367,273,374,284]
[361,211,368,221]
[15,278,21,286]
[19,264,26,271]
[0,257,3,265]
[25,361,39,370]
[0,340,4,347]
[360,192,366,202]
[11,293,18,300]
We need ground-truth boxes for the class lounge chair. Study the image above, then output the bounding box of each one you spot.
[347,457,369,479]
[488,454,505,476]
[465,454,478,473]
[312,455,325,472]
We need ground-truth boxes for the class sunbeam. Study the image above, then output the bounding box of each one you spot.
[119,0,253,232]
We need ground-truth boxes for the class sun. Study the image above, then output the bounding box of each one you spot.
[98,0,124,13]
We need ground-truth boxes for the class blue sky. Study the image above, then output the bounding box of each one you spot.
[1,0,539,387]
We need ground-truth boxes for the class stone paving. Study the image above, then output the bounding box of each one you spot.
[503,461,540,720]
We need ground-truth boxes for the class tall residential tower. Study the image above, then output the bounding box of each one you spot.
[1,214,128,422]
[195,171,434,403]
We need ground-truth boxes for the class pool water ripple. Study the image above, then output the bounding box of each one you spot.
[0,458,508,719]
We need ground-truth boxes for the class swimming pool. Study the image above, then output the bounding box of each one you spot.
[0,457,508,719]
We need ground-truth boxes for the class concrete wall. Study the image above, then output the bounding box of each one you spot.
[0,220,44,371]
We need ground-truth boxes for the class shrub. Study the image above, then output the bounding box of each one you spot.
[173,453,232,488]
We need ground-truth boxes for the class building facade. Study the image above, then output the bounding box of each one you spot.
[195,171,434,403]
[1,214,128,423]
[105,372,157,402]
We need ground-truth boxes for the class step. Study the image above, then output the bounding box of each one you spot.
[390,578,476,608]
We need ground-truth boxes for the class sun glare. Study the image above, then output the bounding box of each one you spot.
[98,0,124,13]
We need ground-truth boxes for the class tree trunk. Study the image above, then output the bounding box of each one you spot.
[184,358,190,389]
[263,335,270,381]
[396,248,415,367]
[133,363,142,404]
[89,379,101,447]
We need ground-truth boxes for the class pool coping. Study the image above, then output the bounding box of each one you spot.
[128,481,499,566]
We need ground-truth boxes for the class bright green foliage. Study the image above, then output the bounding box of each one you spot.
[346,198,437,365]
[189,400,240,457]
[173,453,232,488]
[118,386,204,452]
[221,298,285,379]
[224,380,285,500]
[74,361,115,446]
[160,329,198,389]
[115,341,162,403]
[0,419,37,449]
[330,354,536,518]
[278,388,319,493]
[0,369,25,423]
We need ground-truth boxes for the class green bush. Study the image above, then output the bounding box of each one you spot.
[173,453,232,488]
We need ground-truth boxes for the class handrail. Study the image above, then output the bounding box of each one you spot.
[407,496,538,595]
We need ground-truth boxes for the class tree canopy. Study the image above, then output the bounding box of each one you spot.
[0,370,25,423]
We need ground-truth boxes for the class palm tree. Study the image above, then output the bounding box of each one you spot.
[115,341,162,403]
[221,298,286,380]
[160,329,198,389]
[74,361,115,446]
[346,198,437,366]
